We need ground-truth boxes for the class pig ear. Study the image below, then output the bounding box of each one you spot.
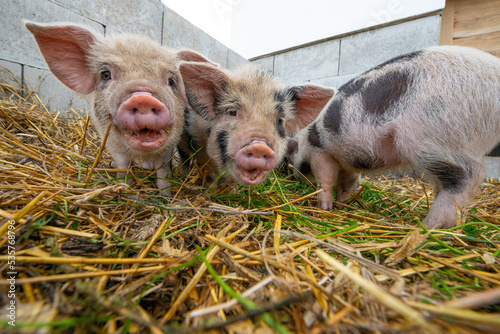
[24,21,98,95]
[286,138,299,156]
[177,49,219,67]
[179,62,229,120]
[286,85,336,132]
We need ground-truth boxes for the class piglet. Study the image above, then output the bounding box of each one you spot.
[177,63,335,186]
[288,46,500,229]
[25,21,214,194]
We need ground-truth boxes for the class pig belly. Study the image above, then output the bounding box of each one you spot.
[331,123,404,171]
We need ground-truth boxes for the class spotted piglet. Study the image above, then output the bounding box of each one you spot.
[178,63,335,186]
[25,21,214,194]
[288,46,500,229]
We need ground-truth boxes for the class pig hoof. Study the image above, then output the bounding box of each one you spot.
[336,191,351,202]
[157,179,172,197]
[422,218,455,230]
[180,165,191,175]
[161,189,173,197]
[319,202,333,211]
[123,177,135,185]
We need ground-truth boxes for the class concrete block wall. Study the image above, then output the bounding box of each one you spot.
[0,0,248,112]
[252,14,442,87]
[251,12,500,180]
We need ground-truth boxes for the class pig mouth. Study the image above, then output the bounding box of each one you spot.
[234,167,268,186]
[116,91,173,152]
[121,127,170,151]
[233,140,277,186]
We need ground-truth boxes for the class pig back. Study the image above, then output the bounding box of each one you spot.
[318,46,500,161]
[397,46,500,157]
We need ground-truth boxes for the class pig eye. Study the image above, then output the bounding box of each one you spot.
[168,78,175,87]
[101,70,112,81]
[228,109,238,117]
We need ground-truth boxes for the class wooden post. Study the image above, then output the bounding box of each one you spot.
[440,0,455,45]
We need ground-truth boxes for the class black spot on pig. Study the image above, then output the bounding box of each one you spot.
[276,118,286,138]
[274,103,285,117]
[424,96,446,117]
[323,98,343,134]
[213,95,224,114]
[217,130,229,166]
[367,50,423,74]
[274,90,286,103]
[421,156,472,193]
[307,123,322,148]
[286,139,298,156]
[350,152,384,170]
[338,77,367,97]
[288,86,307,101]
[362,70,410,117]
[298,161,311,175]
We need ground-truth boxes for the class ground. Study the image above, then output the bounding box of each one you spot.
[0,79,499,333]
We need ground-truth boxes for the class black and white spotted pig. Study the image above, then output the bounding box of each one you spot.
[288,46,500,229]
[178,63,334,186]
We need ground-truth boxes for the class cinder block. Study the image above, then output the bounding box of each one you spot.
[484,157,500,181]
[339,15,441,75]
[310,73,359,89]
[49,0,109,26]
[251,56,274,74]
[274,39,340,85]
[1,0,103,69]
[226,49,249,69]
[24,65,89,113]
[163,7,228,66]
[102,0,163,42]
[51,0,163,43]
[0,59,23,89]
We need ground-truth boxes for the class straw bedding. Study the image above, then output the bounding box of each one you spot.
[0,75,499,333]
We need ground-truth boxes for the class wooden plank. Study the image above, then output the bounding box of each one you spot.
[440,0,455,45]
[454,0,500,38]
[453,31,500,55]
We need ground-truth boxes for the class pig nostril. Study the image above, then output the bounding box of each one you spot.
[132,108,138,113]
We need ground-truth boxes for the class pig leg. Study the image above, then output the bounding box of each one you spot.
[420,156,485,229]
[336,170,361,202]
[153,152,174,196]
[310,152,339,210]
[110,152,134,185]
[177,147,192,175]
[178,155,192,175]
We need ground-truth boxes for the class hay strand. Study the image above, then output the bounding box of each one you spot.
[1,76,499,333]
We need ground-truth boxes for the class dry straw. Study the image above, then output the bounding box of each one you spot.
[0,74,499,333]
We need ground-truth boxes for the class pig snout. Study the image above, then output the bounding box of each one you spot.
[118,92,171,130]
[234,141,277,185]
[117,92,172,151]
